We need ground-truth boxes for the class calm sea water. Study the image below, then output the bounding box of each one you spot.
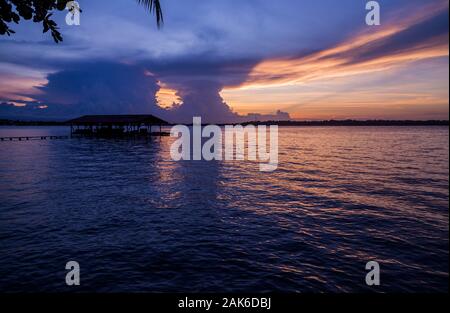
[0,126,448,292]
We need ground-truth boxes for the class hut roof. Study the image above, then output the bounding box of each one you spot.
[67,115,168,125]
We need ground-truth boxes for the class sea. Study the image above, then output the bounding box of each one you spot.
[0,126,448,292]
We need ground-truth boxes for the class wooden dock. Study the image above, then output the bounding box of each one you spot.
[0,136,69,141]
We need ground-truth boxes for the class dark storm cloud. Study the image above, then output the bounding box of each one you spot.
[1,62,162,119]
[0,58,286,123]
[146,58,261,123]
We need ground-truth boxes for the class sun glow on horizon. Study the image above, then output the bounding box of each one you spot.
[221,3,449,120]
[156,81,182,109]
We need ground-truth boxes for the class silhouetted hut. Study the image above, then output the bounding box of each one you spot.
[67,114,169,137]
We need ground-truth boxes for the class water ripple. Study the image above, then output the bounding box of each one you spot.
[0,126,448,292]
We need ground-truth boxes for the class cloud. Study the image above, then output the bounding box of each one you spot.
[146,58,261,123]
[0,62,161,119]
[235,5,448,89]
[0,60,290,122]
[36,63,159,115]
[339,10,449,65]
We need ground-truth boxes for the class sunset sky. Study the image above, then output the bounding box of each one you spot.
[0,0,448,122]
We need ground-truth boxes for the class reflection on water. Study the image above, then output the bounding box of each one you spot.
[0,126,448,292]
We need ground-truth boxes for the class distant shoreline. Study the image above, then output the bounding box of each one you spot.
[1,119,448,127]
[237,120,450,127]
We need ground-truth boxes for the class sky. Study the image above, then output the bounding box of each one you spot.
[0,0,448,122]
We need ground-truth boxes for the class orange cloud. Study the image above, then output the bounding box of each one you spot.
[222,3,449,119]
[155,81,182,109]
[241,31,447,90]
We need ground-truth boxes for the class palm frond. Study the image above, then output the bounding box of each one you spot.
[136,0,164,28]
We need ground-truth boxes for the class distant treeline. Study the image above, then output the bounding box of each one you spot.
[238,120,450,127]
[0,119,449,127]
[0,119,66,126]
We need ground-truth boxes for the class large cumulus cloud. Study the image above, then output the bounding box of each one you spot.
[0,59,290,122]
